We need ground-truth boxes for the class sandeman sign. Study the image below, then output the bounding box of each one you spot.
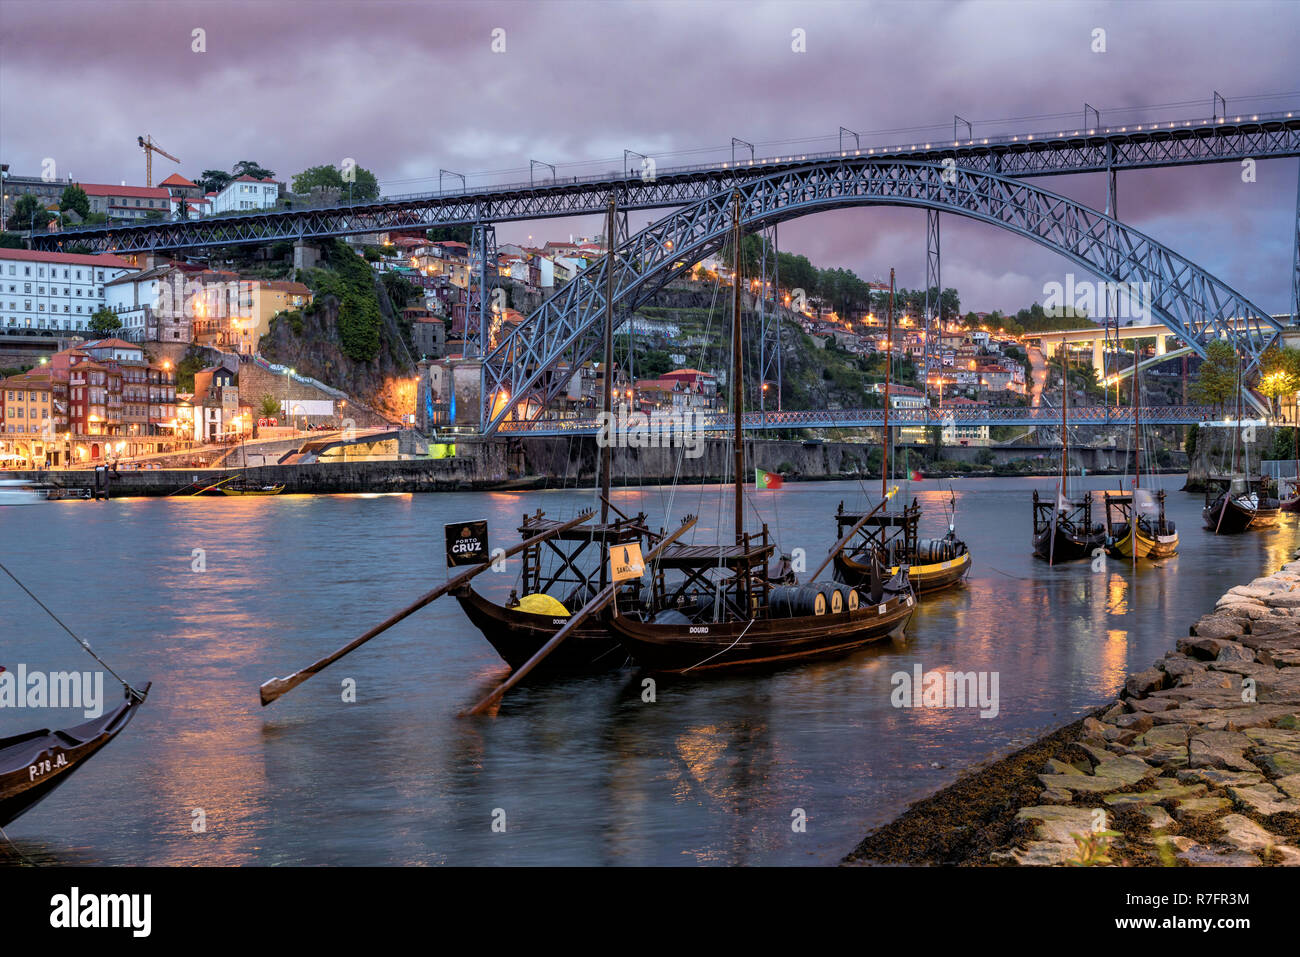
[609,542,646,582]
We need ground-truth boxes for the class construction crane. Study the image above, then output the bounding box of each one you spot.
[137,134,179,188]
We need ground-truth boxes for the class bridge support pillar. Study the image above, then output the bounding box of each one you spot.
[1155,335,1167,357]
[1092,338,1105,378]
[469,222,498,356]
[923,209,941,399]
[1292,157,1300,326]
[293,241,320,274]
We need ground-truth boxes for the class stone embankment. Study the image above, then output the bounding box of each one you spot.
[847,558,1300,867]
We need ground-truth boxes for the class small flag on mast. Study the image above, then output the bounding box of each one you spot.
[755,467,784,490]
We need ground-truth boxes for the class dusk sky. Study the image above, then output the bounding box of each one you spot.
[2,0,1298,314]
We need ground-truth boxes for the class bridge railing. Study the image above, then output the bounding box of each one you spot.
[493,404,1217,434]
[41,103,1300,239]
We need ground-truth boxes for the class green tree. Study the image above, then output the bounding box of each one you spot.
[382,271,419,308]
[7,193,47,231]
[59,184,90,219]
[257,394,282,418]
[88,308,122,335]
[1189,340,1239,414]
[197,169,233,194]
[0,231,25,249]
[292,163,380,201]
[1255,345,1300,417]
[426,225,474,244]
[232,160,275,180]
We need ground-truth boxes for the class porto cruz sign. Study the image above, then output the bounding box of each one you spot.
[445,520,490,566]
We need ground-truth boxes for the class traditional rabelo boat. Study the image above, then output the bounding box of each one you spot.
[1202,348,1280,533]
[1032,342,1104,562]
[452,197,663,672]
[0,559,149,830]
[1279,424,1300,512]
[831,270,970,595]
[1,683,149,828]
[1104,342,1179,560]
[607,193,915,675]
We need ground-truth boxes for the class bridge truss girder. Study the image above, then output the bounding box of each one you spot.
[30,117,1300,255]
[481,160,1285,433]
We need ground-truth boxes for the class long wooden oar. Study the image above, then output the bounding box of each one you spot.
[259,510,595,706]
[462,514,697,716]
[806,486,896,583]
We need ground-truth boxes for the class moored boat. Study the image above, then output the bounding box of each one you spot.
[1105,489,1178,560]
[0,479,49,506]
[0,683,149,828]
[1032,489,1105,562]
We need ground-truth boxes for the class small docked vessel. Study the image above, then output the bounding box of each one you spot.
[1103,342,1179,560]
[0,684,150,828]
[453,196,660,673]
[830,271,970,596]
[1031,339,1103,562]
[1203,347,1279,533]
[1105,489,1179,560]
[219,481,286,496]
[833,496,970,594]
[608,196,915,674]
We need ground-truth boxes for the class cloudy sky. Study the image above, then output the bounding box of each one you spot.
[2,0,1297,314]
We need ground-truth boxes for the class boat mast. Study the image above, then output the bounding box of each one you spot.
[1132,344,1140,489]
[731,191,745,546]
[600,195,616,524]
[1060,341,1070,499]
[883,268,894,501]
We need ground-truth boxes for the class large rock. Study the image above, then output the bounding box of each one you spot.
[1125,668,1166,698]
[1189,731,1262,772]
[1191,617,1246,640]
[1218,814,1281,853]
[1227,783,1300,815]
[1014,805,1101,844]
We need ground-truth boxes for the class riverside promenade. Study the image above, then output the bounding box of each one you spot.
[847,558,1300,866]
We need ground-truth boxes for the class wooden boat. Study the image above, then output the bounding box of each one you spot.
[833,498,970,594]
[609,198,914,675]
[830,272,971,597]
[0,683,148,828]
[1103,353,1179,560]
[1202,478,1278,533]
[453,511,654,672]
[1033,489,1105,562]
[1105,489,1178,560]
[1031,342,1103,563]
[1280,478,1300,512]
[454,196,658,673]
[219,482,285,496]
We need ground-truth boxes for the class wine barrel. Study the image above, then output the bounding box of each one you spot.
[846,587,860,611]
[770,584,829,617]
[828,585,844,614]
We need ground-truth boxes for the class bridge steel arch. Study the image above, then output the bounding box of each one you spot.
[482,160,1285,432]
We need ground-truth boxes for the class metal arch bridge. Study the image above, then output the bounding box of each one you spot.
[481,159,1285,433]
[494,404,1217,437]
[28,107,1300,254]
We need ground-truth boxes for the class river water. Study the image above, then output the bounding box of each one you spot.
[0,475,1294,866]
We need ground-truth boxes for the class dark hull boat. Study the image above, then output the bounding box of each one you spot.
[832,499,971,596]
[611,588,914,674]
[0,683,148,828]
[1203,479,1279,533]
[453,586,625,672]
[1032,522,1105,562]
[1203,494,1256,533]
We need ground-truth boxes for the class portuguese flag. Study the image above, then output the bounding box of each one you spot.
[755,468,784,490]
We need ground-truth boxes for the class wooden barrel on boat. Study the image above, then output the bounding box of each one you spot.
[828,585,845,614]
[770,585,829,617]
[846,587,860,611]
[917,538,956,564]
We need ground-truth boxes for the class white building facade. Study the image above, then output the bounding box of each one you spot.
[0,249,137,333]
[210,176,279,214]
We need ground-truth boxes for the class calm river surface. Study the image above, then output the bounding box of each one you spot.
[1,475,1295,866]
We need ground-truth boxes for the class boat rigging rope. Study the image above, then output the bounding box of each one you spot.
[0,560,143,701]
[0,824,37,866]
[681,617,756,673]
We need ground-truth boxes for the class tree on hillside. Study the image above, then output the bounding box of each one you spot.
[7,194,47,231]
[1189,339,1239,414]
[0,231,25,249]
[88,308,122,335]
[59,184,90,219]
[197,169,233,194]
[258,394,282,418]
[292,163,380,201]
[232,160,276,180]
[426,225,474,244]
[1255,345,1300,417]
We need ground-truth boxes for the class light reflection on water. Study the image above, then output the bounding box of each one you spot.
[0,476,1294,865]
